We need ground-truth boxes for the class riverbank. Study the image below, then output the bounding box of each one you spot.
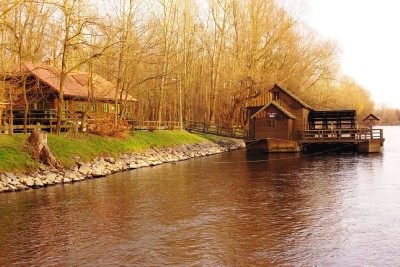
[0,131,244,193]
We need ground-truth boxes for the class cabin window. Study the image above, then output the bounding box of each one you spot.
[41,101,50,109]
[29,102,37,110]
[102,103,109,112]
[90,103,97,112]
[76,102,83,111]
[272,92,279,100]
[268,120,276,127]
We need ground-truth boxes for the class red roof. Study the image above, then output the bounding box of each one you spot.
[12,63,137,102]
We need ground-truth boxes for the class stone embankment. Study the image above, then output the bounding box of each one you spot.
[0,140,244,193]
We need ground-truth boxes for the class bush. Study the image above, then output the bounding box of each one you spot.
[87,117,131,138]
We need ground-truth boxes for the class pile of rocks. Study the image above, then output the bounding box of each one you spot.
[0,139,245,193]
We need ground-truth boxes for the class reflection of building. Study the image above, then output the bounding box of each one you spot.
[1,62,137,128]
[246,84,384,153]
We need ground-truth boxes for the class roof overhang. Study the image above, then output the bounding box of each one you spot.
[273,83,313,111]
[251,101,297,119]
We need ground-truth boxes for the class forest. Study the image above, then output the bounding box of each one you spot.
[1,0,399,132]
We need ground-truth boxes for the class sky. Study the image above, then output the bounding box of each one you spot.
[302,0,400,108]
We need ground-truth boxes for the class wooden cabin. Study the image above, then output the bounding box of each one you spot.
[247,84,312,141]
[1,62,137,126]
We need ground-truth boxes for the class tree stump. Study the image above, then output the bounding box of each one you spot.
[25,130,61,168]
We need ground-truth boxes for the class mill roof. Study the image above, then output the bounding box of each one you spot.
[273,84,313,110]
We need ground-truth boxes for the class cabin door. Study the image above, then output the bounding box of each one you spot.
[288,119,293,140]
[249,118,256,139]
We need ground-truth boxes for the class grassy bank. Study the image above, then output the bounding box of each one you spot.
[0,130,210,173]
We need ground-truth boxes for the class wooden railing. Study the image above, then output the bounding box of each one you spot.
[128,120,182,131]
[187,121,249,139]
[1,109,76,133]
[298,128,384,142]
[1,109,137,134]
[0,124,74,133]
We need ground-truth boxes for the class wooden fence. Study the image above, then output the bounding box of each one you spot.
[186,121,249,139]
[127,120,182,131]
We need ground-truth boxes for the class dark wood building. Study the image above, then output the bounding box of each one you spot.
[247,84,312,141]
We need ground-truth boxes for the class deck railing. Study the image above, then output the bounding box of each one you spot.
[187,121,249,139]
[0,124,74,133]
[1,109,138,134]
[1,109,76,133]
[298,128,384,142]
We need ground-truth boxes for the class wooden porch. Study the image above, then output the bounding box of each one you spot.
[298,128,384,143]
[298,128,384,153]
[0,108,136,134]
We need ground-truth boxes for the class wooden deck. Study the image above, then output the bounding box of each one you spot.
[298,128,384,153]
[298,128,384,143]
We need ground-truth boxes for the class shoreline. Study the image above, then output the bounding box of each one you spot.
[0,139,245,193]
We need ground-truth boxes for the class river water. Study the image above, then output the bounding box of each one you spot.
[0,126,399,266]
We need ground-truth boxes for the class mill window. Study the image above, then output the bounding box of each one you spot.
[272,92,280,100]
[268,120,276,127]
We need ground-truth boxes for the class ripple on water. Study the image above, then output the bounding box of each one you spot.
[1,126,400,266]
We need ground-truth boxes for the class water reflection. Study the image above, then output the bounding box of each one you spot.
[0,127,399,266]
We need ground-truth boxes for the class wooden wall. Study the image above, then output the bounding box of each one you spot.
[252,105,293,140]
[248,85,310,140]
[255,118,291,140]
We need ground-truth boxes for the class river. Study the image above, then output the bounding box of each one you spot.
[1,126,399,266]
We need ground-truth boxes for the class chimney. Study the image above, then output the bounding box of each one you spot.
[43,56,54,66]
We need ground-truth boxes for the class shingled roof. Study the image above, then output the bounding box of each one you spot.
[7,62,137,102]
[273,84,313,110]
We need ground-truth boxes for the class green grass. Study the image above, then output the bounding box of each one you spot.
[0,130,224,172]
[47,130,208,167]
[0,135,38,172]
[191,132,234,142]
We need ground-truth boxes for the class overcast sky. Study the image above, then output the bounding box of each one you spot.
[303,0,400,108]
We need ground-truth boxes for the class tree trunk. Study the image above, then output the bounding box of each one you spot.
[25,130,61,168]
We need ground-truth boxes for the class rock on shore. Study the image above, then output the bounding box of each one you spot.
[0,140,244,193]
